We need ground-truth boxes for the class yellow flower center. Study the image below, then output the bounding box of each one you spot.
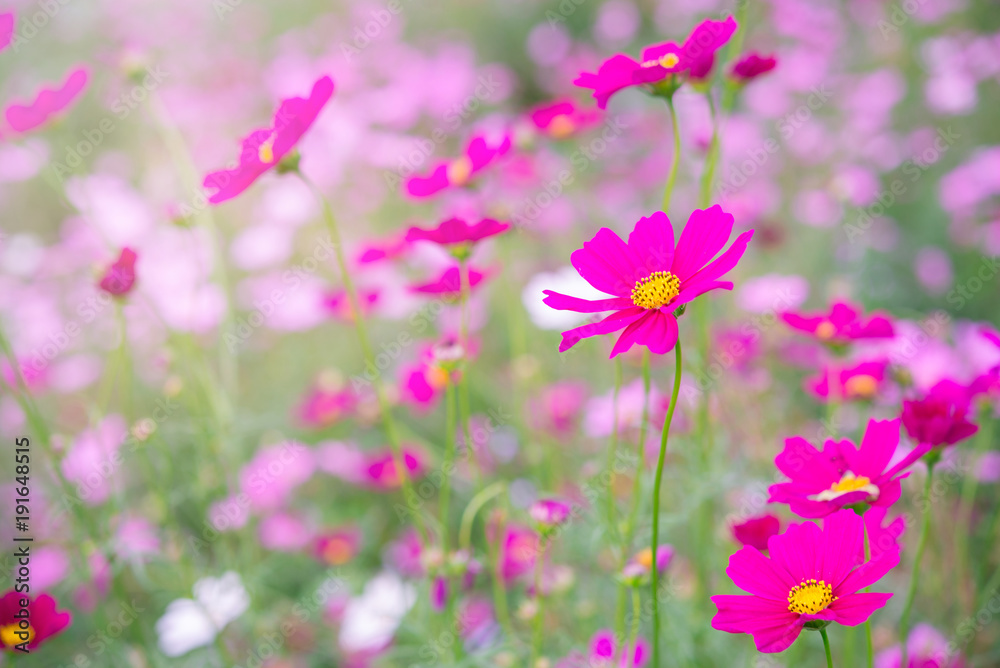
[426,365,450,389]
[659,53,680,68]
[631,271,680,310]
[1,623,34,647]
[548,114,576,139]
[787,579,836,615]
[815,321,836,340]
[635,547,654,570]
[258,134,276,164]
[844,374,878,399]
[321,538,354,565]
[809,471,880,502]
[446,156,473,186]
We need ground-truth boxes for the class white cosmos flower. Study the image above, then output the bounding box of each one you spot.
[339,571,416,654]
[156,571,250,657]
[521,266,609,331]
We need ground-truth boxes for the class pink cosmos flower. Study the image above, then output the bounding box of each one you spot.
[98,247,138,296]
[529,100,602,139]
[587,629,649,666]
[767,419,931,518]
[543,207,753,358]
[410,265,489,296]
[404,134,511,198]
[902,381,979,447]
[399,342,463,411]
[730,53,778,83]
[781,300,895,345]
[239,442,316,511]
[627,545,674,575]
[712,509,897,653]
[406,218,509,248]
[982,326,1000,349]
[731,514,781,551]
[5,67,89,133]
[499,524,539,583]
[574,17,737,109]
[529,498,573,527]
[296,381,358,428]
[529,381,588,436]
[0,591,72,651]
[203,75,334,204]
[357,233,410,264]
[874,623,965,668]
[259,512,312,551]
[386,529,424,578]
[366,448,425,489]
[323,288,379,322]
[0,13,13,52]
[314,527,362,566]
[806,359,889,402]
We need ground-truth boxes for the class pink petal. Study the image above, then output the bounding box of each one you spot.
[836,549,900,595]
[848,419,901,479]
[825,592,892,626]
[628,309,678,355]
[571,228,643,297]
[670,205,735,282]
[725,546,796,599]
[559,307,645,352]
[711,595,803,653]
[627,211,675,276]
[683,229,754,289]
[818,509,863,588]
[542,290,634,313]
[768,521,822,582]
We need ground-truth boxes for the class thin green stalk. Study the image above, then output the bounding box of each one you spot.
[441,381,458,552]
[458,482,514,639]
[629,587,641,659]
[955,418,993,615]
[651,340,684,667]
[458,259,484,484]
[623,351,652,547]
[661,96,681,213]
[820,628,834,668]
[607,357,624,544]
[300,173,428,542]
[899,462,935,666]
[530,543,546,665]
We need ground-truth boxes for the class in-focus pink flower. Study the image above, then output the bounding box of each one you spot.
[874,623,964,668]
[806,359,889,402]
[315,528,362,566]
[529,100,602,139]
[782,300,894,345]
[0,591,72,651]
[731,514,781,551]
[98,247,138,296]
[712,509,896,653]
[529,498,572,527]
[203,75,334,204]
[406,217,509,249]
[410,265,489,296]
[902,381,979,448]
[5,67,89,133]
[730,53,778,83]
[0,13,13,52]
[543,207,753,358]
[405,134,510,198]
[574,17,737,108]
[768,419,930,518]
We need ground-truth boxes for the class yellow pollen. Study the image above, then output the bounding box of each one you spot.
[844,374,878,399]
[426,365,450,389]
[635,547,654,569]
[446,156,473,186]
[659,53,680,68]
[815,321,836,340]
[548,114,576,139]
[1,623,34,647]
[831,472,872,494]
[258,134,276,164]
[631,271,680,310]
[787,579,836,615]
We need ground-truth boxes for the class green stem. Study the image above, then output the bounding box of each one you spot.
[530,543,546,665]
[607,357,624,545]
[623,351,652,549]
[629,587,641,660]
[299,173,428,543]
[955,418,993,615]
[458,259,483,485]
[899,462,935,666]
[441,381,458,553]
[661,96,681,213]
[651,339,683,667]
[820,628,834,668]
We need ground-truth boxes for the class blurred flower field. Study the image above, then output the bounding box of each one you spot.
[1,0,1000,666]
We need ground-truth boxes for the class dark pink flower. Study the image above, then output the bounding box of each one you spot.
[730,53,777,83]
[0,13,13,52]
[529,498,572,527]
[0,591,72,651]
[405,217,509,247]
[323,288,379,322]
[98,247,138,296]
[314,527,362,566]
[529,100,602,139]
[589,628,649,666]
[731,514,781,551]
[543,206,753,358]
[574,17,737,109]
[410,265,489,296]
[203,75,334,204]
[712,509,896,653]
[499,524,539,583]
[781,300,894,345]
[404,134,510,198]
[902,381,979,447]
[875,623,965,668]
[366,448,425,489]
[806,359,888,402]
[5,66,89,133]
[982,326,1000,349]
[296,382,358,428]
[357,234,410,264]
[768,419,930,518]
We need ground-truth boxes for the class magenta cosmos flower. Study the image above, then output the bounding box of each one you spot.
[529,99,602,139]
[731,514,781,551]
[730,53,777,83]
[314,527,362,566]
[0,591,72,651]
[529,498,573,528]
[203,75,334,204]
[901,380,979,447]
[5,66,89,133]
[543,206,753,358]
[589,629,649,667]
[574,17,737,109]
[98,247,138,296]
[806,359,888,402]
[712,509,896,653]
[405,134,510,198]
[406,217,509,253]
[782,300,894,345]
[767,418,930,518]
[411,266,489,296]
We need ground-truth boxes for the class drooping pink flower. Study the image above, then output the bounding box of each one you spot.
[98,247,138,296]
[406,217,509,248]
[874,623,965,668]
[730,53,778,83]
[0,13,13,52]
[404,134,511,198]
[529,498,573,528]
[731,514,781,551]
[0,591,72,651]
[529,100,602,139]
[203,75,334,204]
[902,381,979,447]
[543,207,753,358]
[806,359,889,402]
[410,265,489,296]
[781,300,895,345]
[5,67,89,133]
[314,527,362,566]
[365,448,425,489]
[767,419,931,518]
[574,17,737,109]
[712,509,897,653]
